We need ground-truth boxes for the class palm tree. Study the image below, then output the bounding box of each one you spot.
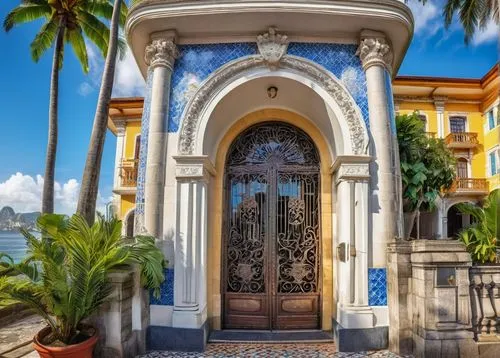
[0,213,164,344]
[457,189,499,263]
[411,0,499,43]
[4,0,123,214]
[77,0,125,224]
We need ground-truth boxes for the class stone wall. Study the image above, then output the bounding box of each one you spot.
[388,240,478,358]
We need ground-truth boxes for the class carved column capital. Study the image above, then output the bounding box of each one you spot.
[145,38,179,70]
[357,31,393,72]
[257,27,289,69]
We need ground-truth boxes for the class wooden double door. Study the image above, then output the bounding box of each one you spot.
[222,122,321,330]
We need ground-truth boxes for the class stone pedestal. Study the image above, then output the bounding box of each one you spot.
[93,270,141,358]
[387,240,412,355]
[410,240,477,358]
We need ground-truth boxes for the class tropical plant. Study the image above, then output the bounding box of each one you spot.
[456,189,499,263]
[78,0,126,224]
[4,0,127,215]
[396,112,457,239]
[0,214,165,345]
[409,0,499,44]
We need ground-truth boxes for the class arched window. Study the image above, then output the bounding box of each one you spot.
[126,210,135,238]
[134,135,141,161]
[456,158,468,178]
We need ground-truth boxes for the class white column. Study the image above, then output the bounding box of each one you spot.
[333,158,374,329]
[143,31,179,239]
[435,98,446,138]
[172,156,214,329]
[358,30,398,266]
[113,120,126,216]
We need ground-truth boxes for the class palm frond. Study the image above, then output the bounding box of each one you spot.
[4,4,52,32]
[67,27,89,73]
[77,11,110,57]
[30,18,60,62]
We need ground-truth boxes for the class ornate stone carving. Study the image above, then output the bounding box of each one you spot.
[357,36,393,71]
[177,55,368,156]
[336,163,370,183]
[257,27,289,69]
[144,39,179,70]
[178,56,265,154]
[281,57,368,155]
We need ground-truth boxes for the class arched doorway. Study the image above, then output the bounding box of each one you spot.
[447,204,471,238]
[222,122,321,330]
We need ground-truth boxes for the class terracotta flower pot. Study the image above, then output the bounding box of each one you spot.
[33,326,99,358]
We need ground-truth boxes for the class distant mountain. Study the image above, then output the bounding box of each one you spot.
[0,206,40,231]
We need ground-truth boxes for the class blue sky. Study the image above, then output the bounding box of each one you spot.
[0,0,497,214]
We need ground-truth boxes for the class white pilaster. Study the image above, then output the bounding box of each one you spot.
[358,30,398,265]
[113,120,126,215]
[143,31,179,238]
[434,98,446,138]
[332,157,374,329]
[172,156,214,329]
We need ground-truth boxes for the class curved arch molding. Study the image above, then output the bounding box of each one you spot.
[177,54,369,156]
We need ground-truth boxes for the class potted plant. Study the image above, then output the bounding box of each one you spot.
[456,189,499,263]
[0,214,165,358]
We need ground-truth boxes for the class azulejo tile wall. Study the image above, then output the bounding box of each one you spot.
[150,268,175,306]
[168,43,257,132]
[287,43,369,126]
[167,42,369,133]
[135,69,154,214]
[368,268,388,306]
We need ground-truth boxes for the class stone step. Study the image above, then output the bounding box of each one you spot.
[208,330,334,343]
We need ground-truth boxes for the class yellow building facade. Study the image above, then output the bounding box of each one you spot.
[393,64,499,239]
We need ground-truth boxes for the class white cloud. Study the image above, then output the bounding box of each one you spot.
[78,41,145,98]
[0,173,111,215]
[407,0,441,36]
[78,82,94,96]
[113,47,145,97]
[472,21,499,46]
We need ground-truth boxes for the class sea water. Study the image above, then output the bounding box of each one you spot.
[0,231,27,262]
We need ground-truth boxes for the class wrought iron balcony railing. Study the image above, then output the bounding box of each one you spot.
[448,178,488,195]
[120,159,138,187]
[444,132,479,148]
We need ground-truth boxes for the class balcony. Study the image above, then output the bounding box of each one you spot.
[445,132,479,149]
[448,178,488,196]
[120,159,138,187]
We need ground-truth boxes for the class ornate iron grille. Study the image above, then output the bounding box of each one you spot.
[223,122,321,329]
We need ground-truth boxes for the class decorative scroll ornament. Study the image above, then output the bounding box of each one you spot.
[145,39,179,70]
[257,27,289,69]
[178,56,368,156]
[357,37,393,71]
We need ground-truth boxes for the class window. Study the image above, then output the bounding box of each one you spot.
[456,158,468,178]
[487,110,495,130]
[489,149,500,177]
[417,114,427,131]
[450,116,466,133]
[134,135,141,160]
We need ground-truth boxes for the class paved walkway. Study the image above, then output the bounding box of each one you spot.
[139,344,409,357]
[0,315,45,357]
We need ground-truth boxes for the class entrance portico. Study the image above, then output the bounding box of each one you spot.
[124,0,413,352]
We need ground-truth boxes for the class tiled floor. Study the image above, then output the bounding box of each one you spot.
[138,344,409,358]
